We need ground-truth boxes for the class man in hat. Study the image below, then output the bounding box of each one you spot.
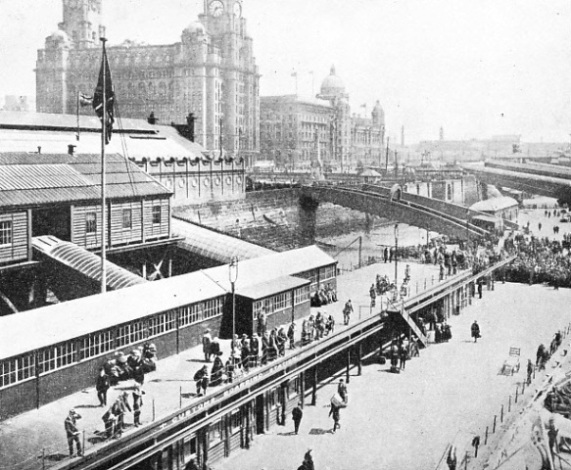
[292,402,303,435]
[288,321,296,349]
[64,409,82,457]
[202,329,212,362]
[343,299,353,326]
[132,383,145,427]
[251,333,260,367]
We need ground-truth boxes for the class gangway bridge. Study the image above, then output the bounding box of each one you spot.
[301,184,491,239]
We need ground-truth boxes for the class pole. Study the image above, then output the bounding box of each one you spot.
[76,91,80,141]
[358,236,362,268]
[232,281,236,352]
[385,137,390,173]
[100,38,107,294]
[395,225,399,285]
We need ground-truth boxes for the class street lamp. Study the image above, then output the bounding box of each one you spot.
[229,257,239,350]
[394,223,399,286]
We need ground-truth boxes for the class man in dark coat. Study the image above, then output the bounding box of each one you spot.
[132,383,144,427]
[96,368,110,407]
[338,379,348,402]
[292,402,303,434]
[471,320,480,343]
[64,409,82,457]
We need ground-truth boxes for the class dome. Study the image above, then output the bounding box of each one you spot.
[372,100,384,114]
[183,21,206,36]
[320,65,345,97]
[47,29,70,45]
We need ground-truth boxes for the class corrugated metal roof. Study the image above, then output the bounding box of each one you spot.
[238,276,309,300]
[32,236,146,290]
[0,164,93,190]
[172,218,274,264]
[0,153,170,207]
[0,270,227,360]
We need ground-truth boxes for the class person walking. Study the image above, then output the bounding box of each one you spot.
[96,367,110,407]
[477,280,483,299]
[337,379,348,402]
[446,445,457,470]
[399,339,408,371]
[202,329,212,362]
[471,320,480,343]
[257,309,267,337]
[343,299,353,326]
[292,402,303,435]
[132,383,144,427]
[329,402,341,433]
[383,247,389,263]
[64,409,83,457]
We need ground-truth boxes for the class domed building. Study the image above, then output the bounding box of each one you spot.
[36,0,260,162]
[260,65,385,171]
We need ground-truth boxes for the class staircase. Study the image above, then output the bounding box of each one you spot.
[388,299,428,348]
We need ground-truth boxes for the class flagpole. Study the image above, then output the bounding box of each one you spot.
[76,91,80,141]
[100,37,107,294]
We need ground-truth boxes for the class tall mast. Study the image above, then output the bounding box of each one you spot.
[100,37,107,294]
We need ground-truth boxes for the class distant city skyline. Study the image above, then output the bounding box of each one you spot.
[0,0,570,144]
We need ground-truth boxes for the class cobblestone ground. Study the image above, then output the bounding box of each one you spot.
[214,283,571,470]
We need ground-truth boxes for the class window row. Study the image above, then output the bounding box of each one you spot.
[0,298,225,389]
[85,206,162,234]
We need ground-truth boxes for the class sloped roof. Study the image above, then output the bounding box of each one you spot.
[203,245,336,293]
[0,152,171,207]
[172,218,274,264]
[470,196,518,213]
[0,112,209,160]
[238,276,309,300]
[0,270,227,360]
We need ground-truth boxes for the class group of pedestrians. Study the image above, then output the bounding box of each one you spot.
[301,312,335,345]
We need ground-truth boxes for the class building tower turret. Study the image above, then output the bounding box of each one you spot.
[59,0,104,48]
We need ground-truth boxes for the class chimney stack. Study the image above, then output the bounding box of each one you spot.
[37,146,42,154]
[68,144,76,156]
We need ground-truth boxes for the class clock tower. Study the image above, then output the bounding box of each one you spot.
[59,0,103,48]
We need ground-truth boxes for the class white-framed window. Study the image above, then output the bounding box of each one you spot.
[230,409,241,433]
[152,205,162,224]
[179,303,204,326]
[0,220,13,246]
[116,321,146,348]
[56,342,77,368]
[81,330,114,359]
[319,265,337,282]
[18,354,36,382]
[0,358,17,388]
[38,347,57,373]
[204,298,223,320]
[209,419,223,445]
[148,312,176,337]
[86,212,97,234]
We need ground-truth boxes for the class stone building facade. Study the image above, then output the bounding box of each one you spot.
[35,0,260,162]
[260,66,385,172]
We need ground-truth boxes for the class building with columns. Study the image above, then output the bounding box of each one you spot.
[260,66,385,171]
[35,0,260,163]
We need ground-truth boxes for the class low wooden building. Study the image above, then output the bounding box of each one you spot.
[0,152,173,272]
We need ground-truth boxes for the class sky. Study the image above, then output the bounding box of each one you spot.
[0,0,570,144]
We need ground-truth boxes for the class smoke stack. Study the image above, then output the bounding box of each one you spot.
[68,144,76,156]
[37,146,42,154]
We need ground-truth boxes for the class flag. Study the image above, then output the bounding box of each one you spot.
[79,93,93,106]
[92,44,115,144]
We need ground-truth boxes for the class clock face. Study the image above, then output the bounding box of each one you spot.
[233,1,242,17]
[209,0,224,17]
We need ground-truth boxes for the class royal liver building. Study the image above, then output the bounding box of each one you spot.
[35,0,260,156]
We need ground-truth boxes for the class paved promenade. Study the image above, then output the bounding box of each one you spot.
[0,259,439,469]
[215,282,571,470]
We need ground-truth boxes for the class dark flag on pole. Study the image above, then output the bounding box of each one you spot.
[92,44,115,144]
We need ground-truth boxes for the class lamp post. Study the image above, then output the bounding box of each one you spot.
[394,223,399,286]
[229,257,239,350]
